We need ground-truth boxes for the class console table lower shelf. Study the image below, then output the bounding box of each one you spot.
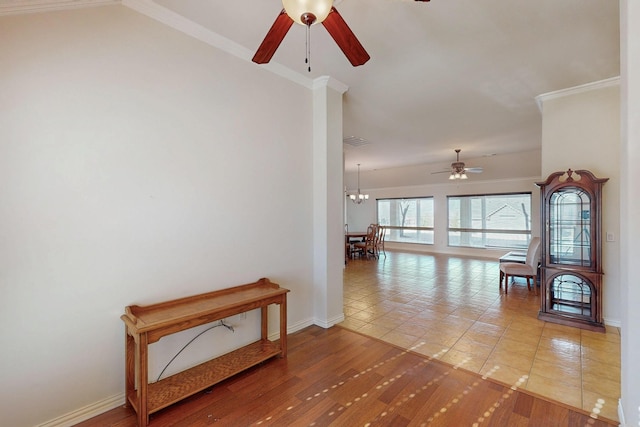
[121,278,289,427]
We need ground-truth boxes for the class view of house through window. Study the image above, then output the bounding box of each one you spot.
[377,197,434,245]
[448,193,532,249]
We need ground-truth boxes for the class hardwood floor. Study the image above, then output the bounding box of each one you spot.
[78,326,616,426]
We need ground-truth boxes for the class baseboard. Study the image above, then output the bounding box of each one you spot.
[36,393,125,427]
[604,318,622,328]
[267,317,315,341]
[618,398,626,426]
[314,313,345,329]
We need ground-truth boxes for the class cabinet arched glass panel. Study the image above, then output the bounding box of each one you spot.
[549,187,592,267]
[549,273,593,319]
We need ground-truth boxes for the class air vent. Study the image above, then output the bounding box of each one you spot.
[343,136,369,147]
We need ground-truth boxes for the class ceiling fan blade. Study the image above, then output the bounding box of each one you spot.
[321,7,370,67]
[252,10,294,64]
[431,170,452,175]
[465,167,484,173]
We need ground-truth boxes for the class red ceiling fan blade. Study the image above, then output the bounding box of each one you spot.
[321,7,370,67]
[252,10,294,64]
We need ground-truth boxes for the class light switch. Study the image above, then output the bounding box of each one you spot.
[606,232,615,242]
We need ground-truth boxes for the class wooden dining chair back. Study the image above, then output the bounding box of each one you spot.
[376,225,386,258]
[345,224,351,262]
[499,237,541,294]
[354,224,378,259]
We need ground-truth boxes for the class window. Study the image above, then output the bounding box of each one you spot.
[448,193,532,249]
[377,197,434,245]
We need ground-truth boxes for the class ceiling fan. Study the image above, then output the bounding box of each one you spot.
[252,0,431,67]
[433,149,483,180]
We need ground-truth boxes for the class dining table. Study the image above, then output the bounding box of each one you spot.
[345,231,368,261]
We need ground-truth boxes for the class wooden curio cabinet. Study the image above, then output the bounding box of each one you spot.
[536,169,608,332]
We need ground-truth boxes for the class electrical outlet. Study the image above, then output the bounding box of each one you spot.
[606,232,615,242]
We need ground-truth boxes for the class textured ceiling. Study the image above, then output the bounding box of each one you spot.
[1,0,620,172]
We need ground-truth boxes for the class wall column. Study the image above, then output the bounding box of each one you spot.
[619,1,640,425]
[312,76,348,327]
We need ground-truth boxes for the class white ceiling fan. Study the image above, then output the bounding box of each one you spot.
[432,149,483,180]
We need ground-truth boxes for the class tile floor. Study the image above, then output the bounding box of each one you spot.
[339,250,621,422]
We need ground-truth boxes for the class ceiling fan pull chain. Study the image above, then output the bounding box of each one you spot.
[306,23,311,72]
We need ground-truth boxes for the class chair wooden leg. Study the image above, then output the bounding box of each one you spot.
[504,273,508,294]
[499,271,504,291]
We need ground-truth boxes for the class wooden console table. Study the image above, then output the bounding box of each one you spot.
[121,278,289,426]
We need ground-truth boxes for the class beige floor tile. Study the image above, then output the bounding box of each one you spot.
[461,328,502,347]
[480,363,530,387]
[349,310,382,322]
[582,390,620,421]
[500,328,544,347]
[409,341,452,359]
[493,337,538,358]
[477,311,514,327]
[582,358,621,383]
[525,375,582,408]
[369,314,407,329]
[530,358,582,387]
[582,328,621,343]
[582,372,621,398]
[541,322,582,340]
[380,330,422,349]
[439,348,486,373]
[357,322,393,339]
[582,345,621,367]
[484,350,535,373]
[450,336,495,359]
[581,335,622,352]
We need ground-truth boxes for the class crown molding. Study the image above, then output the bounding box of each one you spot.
[0,0,119,16]
[535,76,620,113]
[122,0,317,90]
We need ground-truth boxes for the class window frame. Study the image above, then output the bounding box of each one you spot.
[447,191,532,249]
[376,196,435,245]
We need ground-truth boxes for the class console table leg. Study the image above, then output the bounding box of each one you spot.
[280,299,287,357]
[137,334,149,427]
[124,330,135,408]
[261,306,268,341]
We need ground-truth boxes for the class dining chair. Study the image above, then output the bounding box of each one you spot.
[345,224,351,263]
[499,237,541,294]
[354,224,378,259]
[376,225,386,258]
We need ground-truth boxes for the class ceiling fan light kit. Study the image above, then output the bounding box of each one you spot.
[282,0,333,25]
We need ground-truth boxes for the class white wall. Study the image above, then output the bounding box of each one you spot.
[537,80,621,327]
[345,150,542,259]
[620,1,640,425]
[0,6,317,426]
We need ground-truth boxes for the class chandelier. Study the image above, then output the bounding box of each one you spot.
[348,164,369,204]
